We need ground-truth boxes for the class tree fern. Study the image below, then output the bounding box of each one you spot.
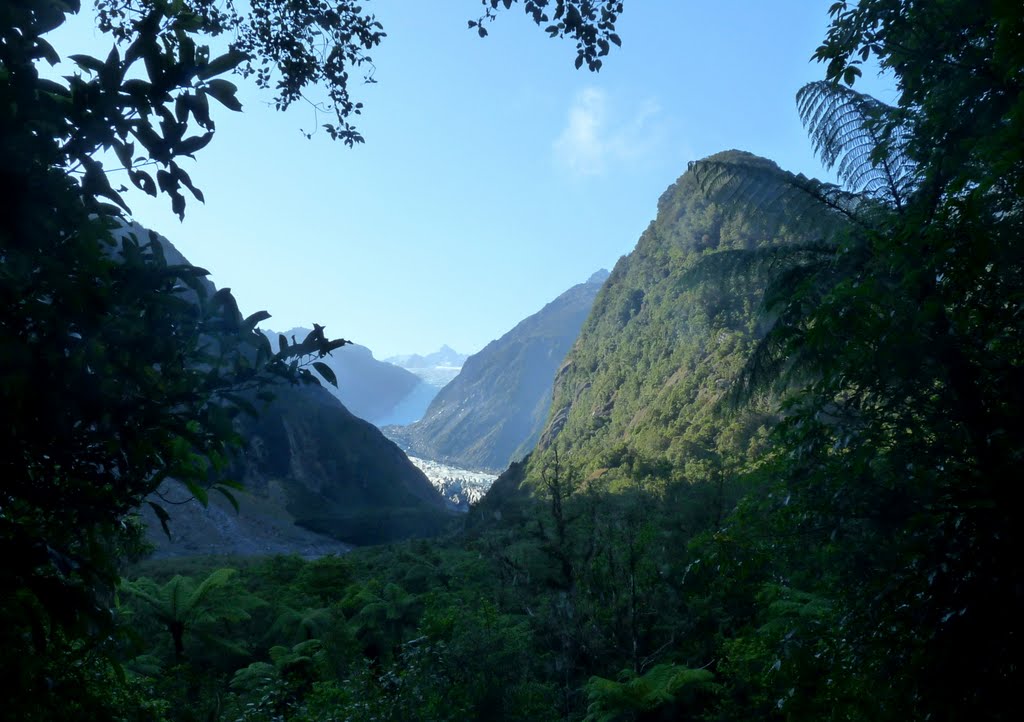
[687,154,865,234]
[684,103,906,404]
[266,605,333,644]
[584,664,715,722]
[797,81,915,208]
[231,640,327,692]
[681,237,859,403]
[121,568,260,660]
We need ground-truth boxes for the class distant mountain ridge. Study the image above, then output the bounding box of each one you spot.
[264,329,423,426]
[380,345,470,423]
[385,345,468,399]
[386,345,468,372]
[385,270,609,472]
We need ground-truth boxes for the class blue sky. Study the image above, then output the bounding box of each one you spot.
[53,1,897,358]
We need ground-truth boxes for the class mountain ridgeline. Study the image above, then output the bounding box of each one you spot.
[385,345,468,378]
[382,345,470,425]
[386,270,609,472]
[486,151,817,503]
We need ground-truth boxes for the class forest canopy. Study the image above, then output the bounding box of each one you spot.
[0,2,621,716]
[1,0,1021,720]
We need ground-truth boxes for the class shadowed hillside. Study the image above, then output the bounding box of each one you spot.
[137,231,451,552]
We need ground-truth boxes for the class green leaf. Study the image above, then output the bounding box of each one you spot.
[129,170,157,197]
[242,310,271,333]
[214,486,240,513]
[148,502,172,539]
[121,78,152,99]
[175,94,189,123]
[81,156,130,212]
[312,361,338,387]
[35,78,70,98]
[302,326,324,346]
[185,479,209,506]
[198,49,247,80]
[35,3,70,34]
[68,54,104,74]
[205,79,242,111]
[190,91,213,128]
[173,165,205,202]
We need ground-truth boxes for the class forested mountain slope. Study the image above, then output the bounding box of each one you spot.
[17,0,1012,715]
[514,150,822,491]
[386,270,608,471]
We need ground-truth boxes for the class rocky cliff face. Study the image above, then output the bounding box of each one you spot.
[385,270,608,472]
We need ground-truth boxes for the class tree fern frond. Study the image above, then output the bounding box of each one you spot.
[584,664,715,721]
[185,567,237,616]
[729,322,800,405]
[119,578,166,617]
[683,243,839,290]
[685,151,880,410]
[728,243,867,406]
[688,156,864,233]
[167,575,187,624]
[230,661,277,692]
[798,81,916,207]
[267,606,333,643]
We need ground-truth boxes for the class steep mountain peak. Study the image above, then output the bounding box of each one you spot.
[519,151,813,486]
[431,345,467,366]
[386,346,468,370]
[586,269,610,285]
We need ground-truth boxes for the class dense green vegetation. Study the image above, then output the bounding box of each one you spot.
[3,0,1020,720]
[0,0,361,714]
[0,2,626,717]
[113,548,556,721]
[536,151,801,484]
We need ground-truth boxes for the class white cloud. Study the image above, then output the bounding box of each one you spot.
[553,88,662,177]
